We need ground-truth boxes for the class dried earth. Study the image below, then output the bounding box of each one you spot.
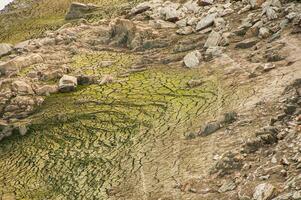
[0,0,301,199]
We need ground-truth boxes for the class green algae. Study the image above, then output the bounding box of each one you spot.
[0,51,252,199]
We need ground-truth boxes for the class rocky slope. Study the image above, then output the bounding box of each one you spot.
[0,0,301,199]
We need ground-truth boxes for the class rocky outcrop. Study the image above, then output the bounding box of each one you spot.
[65,2,99,20]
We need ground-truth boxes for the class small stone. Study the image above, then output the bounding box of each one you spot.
[253,183,276,200]
[183,50,202,68]
[259,27,270,39]
[196,13,217,31]
[199,122,221,136]
[176,26,193,35]
[235,38,259,49]
[204,31,221,48]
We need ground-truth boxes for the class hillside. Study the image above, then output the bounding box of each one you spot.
[0,0,301,199]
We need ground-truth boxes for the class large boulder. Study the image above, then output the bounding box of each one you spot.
[0,43,13,57]
[183,50,202,68]
[65,2,99,20]
[59,75,78,92]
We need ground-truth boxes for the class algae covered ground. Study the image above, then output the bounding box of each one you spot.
[0,51,251,199]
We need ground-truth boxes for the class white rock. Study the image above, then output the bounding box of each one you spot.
[253,183,276,200]
[183,50,202,68]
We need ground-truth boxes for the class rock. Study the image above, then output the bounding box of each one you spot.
[187,79,204,88]
[99,74,114,85]
[58,75,78,93]
[17,125,27,136]
[259,27,271,39]
[77,75,98,85]
[196,13,217,31]
[286,12,296,21]
[204,31,221,48]
[214,17,226,31]
[263,6,278,20]
[35,85,59,96]
[253,183,276,200]
[183,0,200,13]
[221,112,238,124]
[284,104,297,115]
[272,193,293,200]
[176,18,187,28]
[219,179,236,193]
[0,43,13,57]
[11,81,34,95]
[176,26,193,35]
[199,121,221,136]
[212,151,243,176]
[235,38,259,49]
[110,18,136,47]
[183,50,202,68]
[65,2,99,20]
[0,54,43,76]
[249,0,265,8]
[129,2,151,16]
[293,191,301,199]
[198,0,214,6]
[205,46,223,57]
[161,6,180,22]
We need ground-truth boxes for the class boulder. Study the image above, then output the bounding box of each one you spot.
[253,183,276,200]
[204,31,221,48]
[0,43,12,57]
[196,13,217,31]
[58,75,78,92]
[160,6,181,22]
[235,38,259,49]
[65,2,99,20]
[11,81,34,95]
[263,6,278,20]
[183,50,202,68]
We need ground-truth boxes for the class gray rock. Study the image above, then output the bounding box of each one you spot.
[235,38,259,49]
[253,183,276,200]
[129,2,151,16]
[196,13,217,31]
[58,75,78,92]
[183,0,200,13]
[199,122,221,136]
[176,18,187,28]
[65,2,99,20]
[161,6,180,22]
[183,50,202,68]
[0,43,12,57]
[204,31,221,48]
